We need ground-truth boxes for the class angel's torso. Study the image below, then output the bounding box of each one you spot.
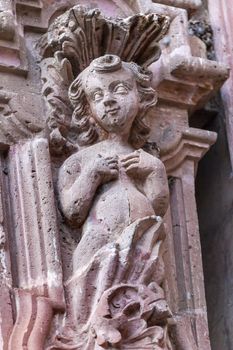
[72,141,154,269]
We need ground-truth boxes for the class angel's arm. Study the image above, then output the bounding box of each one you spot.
[58,152,118,227]
[58,153,100,227]
[142,159,169,216]
[121,149,169,216]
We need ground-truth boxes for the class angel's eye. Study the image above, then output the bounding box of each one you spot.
[92,91,103,102]
[114,84,128,95]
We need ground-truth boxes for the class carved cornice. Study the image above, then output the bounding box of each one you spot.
[14,0,135,33]
[16,0,42,11]
[15,0,43,31]
[147,3,229,109]
[135,0,229,161]
[0,0,30,76]
[161,127,217,175]
[157,54,229,111]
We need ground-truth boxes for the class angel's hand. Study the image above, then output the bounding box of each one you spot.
[120,150,140,176]
[92,155,119,184]
[121,149,158,177]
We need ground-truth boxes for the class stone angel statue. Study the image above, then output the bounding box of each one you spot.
[41,6,173,350]
[59,55,169,270]
[50,55,173,350]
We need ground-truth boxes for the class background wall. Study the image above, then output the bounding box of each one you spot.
[196,104,233,350]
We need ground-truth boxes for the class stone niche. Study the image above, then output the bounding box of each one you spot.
[0,0,229,349]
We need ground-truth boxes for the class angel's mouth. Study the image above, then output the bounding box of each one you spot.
[106,107,120,114]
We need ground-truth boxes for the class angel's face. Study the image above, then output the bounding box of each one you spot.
[84,67,140,137]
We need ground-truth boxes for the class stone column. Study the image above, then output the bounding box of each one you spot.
[162,129,216,349]
[6,138,64,350]
[0,154,14,350]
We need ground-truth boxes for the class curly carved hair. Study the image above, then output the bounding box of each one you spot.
[68,55,157,149]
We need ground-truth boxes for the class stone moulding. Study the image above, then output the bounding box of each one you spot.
[143,0,229,158]
[0,0,29,76]
[161,127,217,174]
[8,290,55,350]
[169,54,229,85]
[6,138,65,349]
[0,11,15,41]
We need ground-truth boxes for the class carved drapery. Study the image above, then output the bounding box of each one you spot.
[0,1,229,349]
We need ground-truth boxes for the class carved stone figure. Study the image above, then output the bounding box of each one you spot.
[47,54,172,349]
[59,54,169,267]
[0,2,229,349]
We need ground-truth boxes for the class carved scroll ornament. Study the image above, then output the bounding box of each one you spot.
[38,6,174,349]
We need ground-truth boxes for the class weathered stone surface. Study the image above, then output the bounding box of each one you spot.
[40,8,173,346]
[0,1,229,349]
[39,6,169,155]
[0,11,15,41]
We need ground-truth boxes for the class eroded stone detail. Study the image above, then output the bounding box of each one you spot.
[48,51,172,349]
[52,281,172,349]
[39,6,169,155]
[0,11,15,41]
[0,91,44,149]
[0,2,229,349]
[0,0,29,76]
[38,6,174,348]
[7,138,65,350]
